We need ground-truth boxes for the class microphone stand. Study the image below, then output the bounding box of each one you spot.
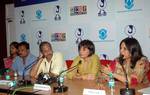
[18,60,37,86]
[53,76,68,93]
[53,60,82,93]
[120,58,135,95]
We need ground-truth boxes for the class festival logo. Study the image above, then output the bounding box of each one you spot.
[124,25,136,38]
[36,9,42,20]
[75,28,84,44]
[97,0,107,16]
[98,28,107,40]
[20,33,26,42]
[125,0,134,9]
[19,10,26,24]
[51,33,66,42]
[70,5,87,16]
[32,9,46,21]
[117,0,141,13]
[54,5,61,21]
[36,30,43,45]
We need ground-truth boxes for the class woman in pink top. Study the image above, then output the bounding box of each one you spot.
[4,42,18,68]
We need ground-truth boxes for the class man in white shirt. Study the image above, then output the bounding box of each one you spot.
[30,41,66,79]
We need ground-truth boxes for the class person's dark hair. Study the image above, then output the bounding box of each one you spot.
[78,39,95,57]
[18,41,30,50]
[39,41,52,52]
[10,41,18,49]
[119,37,144,69]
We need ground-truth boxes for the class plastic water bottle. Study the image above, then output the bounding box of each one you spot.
[5,69,10,80]
[14,71,17,77]
[108,73,115,95]
[59,76,64,87]
[14,71,18,83]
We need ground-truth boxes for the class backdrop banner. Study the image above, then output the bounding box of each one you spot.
[15,0,58,7]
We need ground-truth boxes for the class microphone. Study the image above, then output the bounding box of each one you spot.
[18,58,40,86]
[119,55,124,65]
[53,60,82,93]
[59,60,82,75]
[119,55,135,95]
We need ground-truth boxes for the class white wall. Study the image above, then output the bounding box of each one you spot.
[7,0,150,60]
[5,4,15,56]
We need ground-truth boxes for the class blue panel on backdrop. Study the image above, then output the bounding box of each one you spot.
[15,0,58,7]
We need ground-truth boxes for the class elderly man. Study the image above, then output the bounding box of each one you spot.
[30,41,66,79]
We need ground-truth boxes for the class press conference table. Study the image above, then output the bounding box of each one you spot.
[0,77,149,95]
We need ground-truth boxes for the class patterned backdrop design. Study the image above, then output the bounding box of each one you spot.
[14,0,150,60]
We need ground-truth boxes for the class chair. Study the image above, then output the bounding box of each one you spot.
[100,60,116,72]
[66,60,73,69]
[3,57,13,69]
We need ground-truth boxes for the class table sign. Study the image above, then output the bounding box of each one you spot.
[83,88,106,95]
[138,87,150,94]
[33,84,51,91]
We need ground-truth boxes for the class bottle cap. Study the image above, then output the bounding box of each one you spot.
[59,76,64,83]
[6,69,10,73]
[5,75,10,80]
[109,73,113,78]
[14,72,17,77]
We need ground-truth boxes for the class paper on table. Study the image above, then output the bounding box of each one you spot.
[138,87,150,94]
[83,88,106,95]
[0,80,14,87]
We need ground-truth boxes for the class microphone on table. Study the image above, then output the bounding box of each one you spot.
[119,55,135,95]
[18,58,40,86]
[53,60,82,93]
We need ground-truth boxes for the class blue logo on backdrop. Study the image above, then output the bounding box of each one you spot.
[75,28,84,44]
[125,0,134,9]
[54,5,61,21]
[99,28,107,40]
[19,10,25,24]
[20,33,26,42]
[32,9,46,21]
[36,10,42,20]
[117,0,141,13]
[97,0,107,16]
[124,25,136,38]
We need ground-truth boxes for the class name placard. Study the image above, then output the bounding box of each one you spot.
[33,84,51,91]
[83,88,106,95]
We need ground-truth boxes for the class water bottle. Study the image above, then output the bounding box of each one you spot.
[5,69,10,80]
[14,71,18,83]
[59,76,64,87]
[14,71,17,77]
[108,73,115,95]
